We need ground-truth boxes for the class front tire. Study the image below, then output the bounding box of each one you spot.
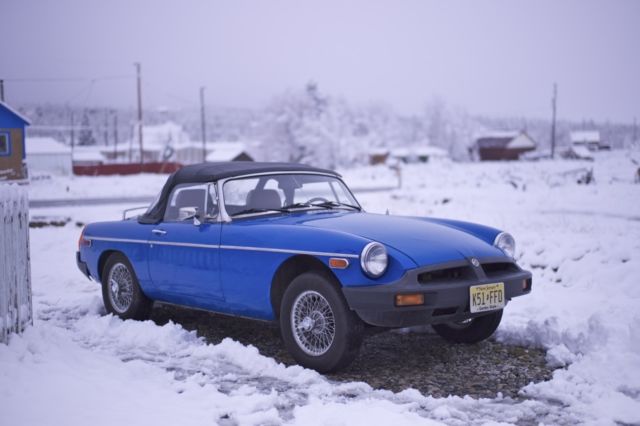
[432,309,503,344]
[101,253,152,320]
[280,272,363,373]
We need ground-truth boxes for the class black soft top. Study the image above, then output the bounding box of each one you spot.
[139,162,339,224]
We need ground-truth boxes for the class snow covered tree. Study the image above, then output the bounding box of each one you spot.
[261,82,338,168]
[77,111,96,146]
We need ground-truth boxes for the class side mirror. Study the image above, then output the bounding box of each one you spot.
[177,207,202,225]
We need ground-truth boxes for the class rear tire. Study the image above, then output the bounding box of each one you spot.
[432,309,503,343]
[101,253,152,320]
[280,272,363,373]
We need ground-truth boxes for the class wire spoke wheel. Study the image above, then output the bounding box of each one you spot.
[291,290,336,356]
[107,262,134,314]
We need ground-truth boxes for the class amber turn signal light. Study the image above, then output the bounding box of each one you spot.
[395,293,425,307]
[329,258,349,269]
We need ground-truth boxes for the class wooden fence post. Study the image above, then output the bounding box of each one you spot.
[0,184,33,343]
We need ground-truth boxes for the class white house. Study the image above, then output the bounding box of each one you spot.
[129,121,193,163]
[26,137,72,175]
[175,142,208,164]
[570,130,609,151]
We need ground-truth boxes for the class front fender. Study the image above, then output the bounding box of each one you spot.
[221,221,418,288]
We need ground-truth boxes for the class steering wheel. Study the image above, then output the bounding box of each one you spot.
[308,196,330,204]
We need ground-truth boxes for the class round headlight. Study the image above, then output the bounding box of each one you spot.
[494,232,516,258]
[361,242,388,278]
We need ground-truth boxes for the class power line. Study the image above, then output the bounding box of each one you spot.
[200,86,207,162]
[2,75,134,83]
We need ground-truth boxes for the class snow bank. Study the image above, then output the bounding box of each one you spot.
[356,149,640,424]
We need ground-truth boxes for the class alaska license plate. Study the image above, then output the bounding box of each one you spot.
[469,282,505,313]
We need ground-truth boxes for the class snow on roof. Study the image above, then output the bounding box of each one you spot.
[415,146,449,157]
[506,133,536,149]
[72,146,105,162]
[26,137,71,155]
[475,130,520,141]
[368,148,390,156]
[568,144,594,160]
[205,142,250,162]
[391,148,410,157]
[570,130,600,143]
[0,100,31,125]
[142,121,191,147]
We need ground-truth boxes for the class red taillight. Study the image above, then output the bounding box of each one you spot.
[78,228,91,249]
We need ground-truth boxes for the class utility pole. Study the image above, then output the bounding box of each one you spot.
[200,86,207,162]
[135,63,143,166]
[70,111,75,152]
[0,79,4,101]
[113,112,119,161]
[550,83,558,159]
[104,109,109,146]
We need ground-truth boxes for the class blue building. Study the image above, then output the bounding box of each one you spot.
[0,101,31,181]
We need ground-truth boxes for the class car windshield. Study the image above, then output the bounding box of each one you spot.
[223,173,360,217]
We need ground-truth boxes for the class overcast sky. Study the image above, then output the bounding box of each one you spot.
[1,0,638,122]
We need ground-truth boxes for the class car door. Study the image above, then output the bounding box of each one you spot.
[148,182,224,307]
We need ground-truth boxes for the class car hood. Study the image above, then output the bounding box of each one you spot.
[283,211,505,266]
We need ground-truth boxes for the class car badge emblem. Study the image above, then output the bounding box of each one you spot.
[470,258,480,267]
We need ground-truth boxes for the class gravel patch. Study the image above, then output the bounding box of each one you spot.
[152,304,553,399]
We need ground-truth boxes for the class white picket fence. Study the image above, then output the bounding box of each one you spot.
[0,184,33,343]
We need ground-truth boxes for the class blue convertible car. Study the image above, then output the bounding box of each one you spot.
[77,162,532,372]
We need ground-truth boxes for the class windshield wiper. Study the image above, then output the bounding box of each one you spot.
[280,202,313,210]
[309,201,361,211]
[231,207,289,217]
[232,201,360,217]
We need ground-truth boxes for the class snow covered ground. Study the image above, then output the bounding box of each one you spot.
[2,150,640,425]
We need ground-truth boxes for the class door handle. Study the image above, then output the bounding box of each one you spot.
[152,229,167,236]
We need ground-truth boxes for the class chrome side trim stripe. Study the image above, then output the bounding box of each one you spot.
[87,236,148,244]
[152,240,218,249]
[86,236,359,258]
[219,244,360,259]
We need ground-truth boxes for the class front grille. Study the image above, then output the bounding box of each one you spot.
[482,262,519,278]
[418,265,474,284]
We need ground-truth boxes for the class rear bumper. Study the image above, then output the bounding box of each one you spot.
[76,251,91,280]
[342,258,532,328]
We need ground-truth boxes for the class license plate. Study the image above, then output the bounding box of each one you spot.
[470,282,505,313]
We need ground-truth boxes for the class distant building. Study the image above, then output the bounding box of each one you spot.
[206,142,254,162]
[563,144,594,161]
[26,137,72,175]
[0,101,30,181]
[368,148,390,165]
[570,130,610,151]
[473,131,536,161]
[72,146,106,167]
[368,146,448,165]
[414,146,449,163]
[390,148,412,164]
[175,143,206,164]
[120,121,191,163]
